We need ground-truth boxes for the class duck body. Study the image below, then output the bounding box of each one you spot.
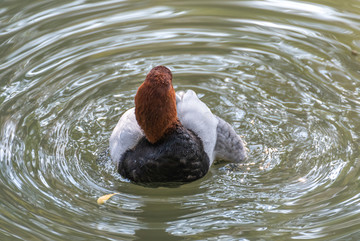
[109,66,246,183]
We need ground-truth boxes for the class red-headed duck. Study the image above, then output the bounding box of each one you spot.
[110,66,247,183]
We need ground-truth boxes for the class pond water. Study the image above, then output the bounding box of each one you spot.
[1,0,360,240]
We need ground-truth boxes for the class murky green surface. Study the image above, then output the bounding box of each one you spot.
[1,0,360,240]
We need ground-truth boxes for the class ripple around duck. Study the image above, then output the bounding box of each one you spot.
[1,0,360,239]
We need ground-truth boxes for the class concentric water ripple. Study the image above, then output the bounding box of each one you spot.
[1,0,360,240]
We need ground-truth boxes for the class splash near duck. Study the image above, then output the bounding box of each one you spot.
[109,66,247,183]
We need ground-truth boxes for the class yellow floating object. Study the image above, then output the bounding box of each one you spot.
[97,193,119,205]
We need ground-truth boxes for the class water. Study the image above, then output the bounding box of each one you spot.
[1,0,360,240]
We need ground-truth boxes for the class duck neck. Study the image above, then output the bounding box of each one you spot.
[134,66,179,144]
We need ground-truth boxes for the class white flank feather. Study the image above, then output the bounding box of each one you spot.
[109,108,143,165]
[176,90,219,164]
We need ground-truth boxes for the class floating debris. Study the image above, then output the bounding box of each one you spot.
[97,193,119,205]
[351,50,359,56]
[298,177,307,183]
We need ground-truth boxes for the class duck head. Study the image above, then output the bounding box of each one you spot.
[135,66,179,144]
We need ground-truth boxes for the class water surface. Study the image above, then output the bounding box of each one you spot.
[1,0,360,240]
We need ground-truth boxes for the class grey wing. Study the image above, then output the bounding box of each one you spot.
[213,116,247,163]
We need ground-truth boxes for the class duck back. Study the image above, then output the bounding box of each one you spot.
[118,125,210,183]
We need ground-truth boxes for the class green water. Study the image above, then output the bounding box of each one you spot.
[1,0,360,240]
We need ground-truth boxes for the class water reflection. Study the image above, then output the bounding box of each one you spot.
[0,0,360,239]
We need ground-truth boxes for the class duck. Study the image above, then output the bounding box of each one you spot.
[109,66,247,183]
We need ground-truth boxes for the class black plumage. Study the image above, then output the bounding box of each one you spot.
[118,125,209,183]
